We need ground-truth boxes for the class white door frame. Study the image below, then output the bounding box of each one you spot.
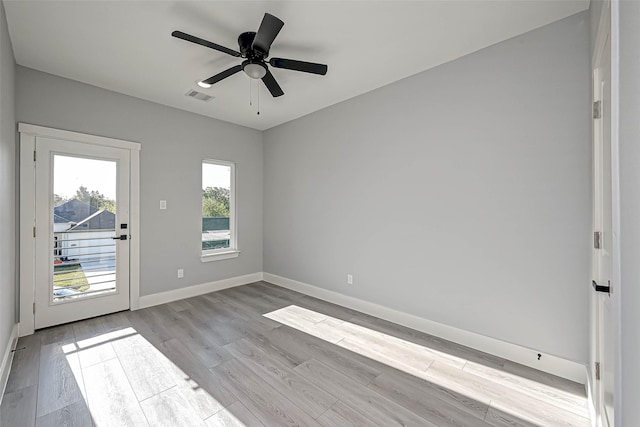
[19,123,141,336]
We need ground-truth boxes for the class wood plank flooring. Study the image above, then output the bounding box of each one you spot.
[1,281,590,426]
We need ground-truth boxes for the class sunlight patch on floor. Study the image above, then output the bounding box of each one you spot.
[61,326,246,426]
[264,305,590,426]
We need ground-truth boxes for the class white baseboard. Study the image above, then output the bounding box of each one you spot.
[263,273,587,384]
[0,323,20,401]
[138,272,263,309]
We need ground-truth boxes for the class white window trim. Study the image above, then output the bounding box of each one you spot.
[201,159,237,262]
[201,250,240,263]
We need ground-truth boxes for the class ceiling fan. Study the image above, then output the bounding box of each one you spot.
[172,13,328,98]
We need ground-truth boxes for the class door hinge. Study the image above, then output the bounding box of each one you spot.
[33,226,36,238]
[594,231,601,249]
[33,150,36,162]
[593,101,602,119]
[595,362,601,380]
[33,302,35,314]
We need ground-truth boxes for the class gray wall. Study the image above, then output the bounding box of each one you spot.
[16,67,263,296]
[264,12,590,363]
[618,1,640,423]
[0,0,16,365]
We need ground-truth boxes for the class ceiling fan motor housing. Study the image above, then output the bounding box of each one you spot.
[238,31,266,59]
[238,31,269,79]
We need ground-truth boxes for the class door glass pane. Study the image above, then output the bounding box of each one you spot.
[52,155,117,302]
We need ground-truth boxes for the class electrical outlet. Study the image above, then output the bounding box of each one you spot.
[347,274,353,285]
[177,269,184,279]
[160,200,167,210]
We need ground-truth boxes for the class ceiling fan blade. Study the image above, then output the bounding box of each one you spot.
[202,65,243,85]
[252,13,284,54]
[269,58,327,75]
[262,69,284,97]
[172,31,240,57]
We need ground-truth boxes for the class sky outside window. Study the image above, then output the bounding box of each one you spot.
[54,155,117,199]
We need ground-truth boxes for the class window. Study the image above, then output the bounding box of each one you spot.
[201,160,238,261]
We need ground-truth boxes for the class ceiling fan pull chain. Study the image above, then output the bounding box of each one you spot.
[249,79,253,106]
[257,83,260,115]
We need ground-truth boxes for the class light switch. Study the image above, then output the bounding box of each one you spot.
[160,200,167,210]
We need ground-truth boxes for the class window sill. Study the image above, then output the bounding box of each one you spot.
[201,250,240,263]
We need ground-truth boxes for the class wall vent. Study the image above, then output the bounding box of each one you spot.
[185,89,214,102]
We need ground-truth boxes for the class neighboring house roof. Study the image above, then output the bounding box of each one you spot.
[68,209,115,231]
[54,213,74,224]
[54,199,95,223]
[54,199,115,230]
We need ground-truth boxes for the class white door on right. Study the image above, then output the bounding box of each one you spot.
[593,15,614,427]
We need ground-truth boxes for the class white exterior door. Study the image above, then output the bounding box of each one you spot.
[33,136,131,328]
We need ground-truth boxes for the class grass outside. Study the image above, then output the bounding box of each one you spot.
[54,264,89,292]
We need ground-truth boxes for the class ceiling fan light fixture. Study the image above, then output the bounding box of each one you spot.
[197,81,212,89]
[243,62,267,79]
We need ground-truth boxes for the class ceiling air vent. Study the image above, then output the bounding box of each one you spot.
[185,89,214,102]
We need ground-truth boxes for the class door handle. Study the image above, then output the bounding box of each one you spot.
[592,280,611,295]
[112,235,128,240]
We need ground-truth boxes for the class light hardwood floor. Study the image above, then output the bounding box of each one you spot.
[1,281,590,426]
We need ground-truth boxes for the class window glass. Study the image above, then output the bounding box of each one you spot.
[202,160,235,254]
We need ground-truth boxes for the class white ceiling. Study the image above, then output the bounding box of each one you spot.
[4,1,588,131]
